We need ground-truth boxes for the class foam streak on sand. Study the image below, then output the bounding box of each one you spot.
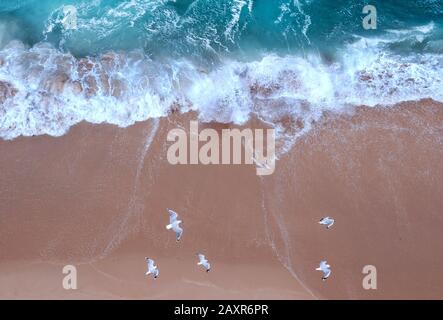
[260,185,317,299]
[102,119,159,257]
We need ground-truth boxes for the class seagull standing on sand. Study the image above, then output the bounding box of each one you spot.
[145,257,159,279]
[166,208,183,241]
[316,261,331,281]
[197,253,211,272]
[319,216,335,229]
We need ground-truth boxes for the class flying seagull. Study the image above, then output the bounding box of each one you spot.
[145,257,159,279]
[319,216,335,229]
[197,253,211,272]
[316,260,331,281]
[166,208,183,241]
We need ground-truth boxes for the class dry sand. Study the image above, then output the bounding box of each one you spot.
[0,99,442,299]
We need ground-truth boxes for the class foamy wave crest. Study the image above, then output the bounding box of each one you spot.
[0,39,442,150]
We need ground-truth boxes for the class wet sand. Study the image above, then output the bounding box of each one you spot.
[0,99,442,299]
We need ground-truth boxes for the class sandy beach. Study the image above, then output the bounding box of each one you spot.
[1,99,442,299]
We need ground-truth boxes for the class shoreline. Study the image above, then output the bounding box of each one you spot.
[1,99,443,299]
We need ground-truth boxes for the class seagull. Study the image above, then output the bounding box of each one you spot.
[319,216,335,229]
[145,257,159,279]
[166,208,183,241]
[197,253,211,272]
[316,260,331,281]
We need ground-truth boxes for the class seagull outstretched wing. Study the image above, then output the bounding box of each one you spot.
[147,258,155,269]
[167,208,178,224]
[172,224,183,241]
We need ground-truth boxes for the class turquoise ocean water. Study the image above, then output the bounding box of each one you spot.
[0,0,442,141]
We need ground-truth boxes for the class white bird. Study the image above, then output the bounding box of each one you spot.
[145,257,159,279]
[319,216,335,229]
[316,260,331,281]
[166,208,183,241]
[197,253,211,272]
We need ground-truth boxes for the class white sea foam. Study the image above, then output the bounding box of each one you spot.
[0,37,442,153]
[224,0,251,43]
